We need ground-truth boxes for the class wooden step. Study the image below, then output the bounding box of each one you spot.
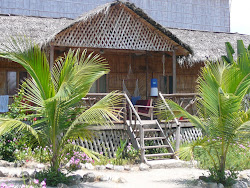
[144,129,161,132]
[143,137,166,141]
[145,153,174,158]
[142,145,169,149]
[133,129,161,133]
[136,137,166,141]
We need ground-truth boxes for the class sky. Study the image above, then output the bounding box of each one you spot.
[230,0,250,35]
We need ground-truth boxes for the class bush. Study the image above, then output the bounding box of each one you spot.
[0,132,19,161]
[35,168,72,186]
[206,168,238,186]
[182,140,250,170]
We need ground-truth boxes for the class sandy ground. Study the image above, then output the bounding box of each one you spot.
[0,166,209,188]
[74,167,209,188]
[1,166,249,188]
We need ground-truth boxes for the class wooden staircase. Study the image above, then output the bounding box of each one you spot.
[126,119,175,162]
[123,92,180,163]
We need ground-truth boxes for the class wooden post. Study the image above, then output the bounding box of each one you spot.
[172,49,177,93]
[50,45,54,71]
[140,125,145,162]
[175,124,181,154]
[162,53,165,76]
[123,98,127,130]
[146,52,149,98]
[129,107,132,126]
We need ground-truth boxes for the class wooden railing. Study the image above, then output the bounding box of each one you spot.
[160,93,199,116]
[81,93,126,124]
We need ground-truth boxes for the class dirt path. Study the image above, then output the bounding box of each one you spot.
[1,167,249,188]
[75,167,208,188]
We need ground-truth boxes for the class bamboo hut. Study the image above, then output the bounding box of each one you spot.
[1,1,249,97]
[43,1,193,97]
[0,0,250,160]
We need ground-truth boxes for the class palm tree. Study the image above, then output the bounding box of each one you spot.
[157,40,250,183]
[0,38,122,170]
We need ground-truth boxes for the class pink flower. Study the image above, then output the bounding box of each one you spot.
[34,179,39,184]
[100,152,103,155]
[33,117,37,121]
[21,185,26,188]
[1,183,7,188]
[41,181,46,186]
[29,186,34,188]
[9,184,14,188]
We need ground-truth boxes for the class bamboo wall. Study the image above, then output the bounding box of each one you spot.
[104,51,202,98]
[0,48,202,97]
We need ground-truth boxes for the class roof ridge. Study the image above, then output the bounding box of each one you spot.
[167,27,250,36]
[0,13,74,20]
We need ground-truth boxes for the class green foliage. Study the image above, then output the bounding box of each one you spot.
[113,139,127,165]
[180,140,250,170]
[94,142,140,166]
[0,132,19,161]
[125,143,140,163]
[206,168,238,186]
[14,145,52,163]
[94,151,110,165]
[157,40,250,185]
[35,168,72,186]
[0,38,122,170]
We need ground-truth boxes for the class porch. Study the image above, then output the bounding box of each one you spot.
[79,92,201,163]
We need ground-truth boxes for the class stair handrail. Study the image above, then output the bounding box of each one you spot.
[123,92,143,126]
[123,92,145,162]
[159,92,181,153]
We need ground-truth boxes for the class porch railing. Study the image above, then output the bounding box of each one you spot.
[160,93,199,116]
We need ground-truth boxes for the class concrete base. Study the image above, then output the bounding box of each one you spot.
[146,159,192,169]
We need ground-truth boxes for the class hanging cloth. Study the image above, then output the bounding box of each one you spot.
[123,79,131,98]
[0,95,9,113]
[133,79,140,97]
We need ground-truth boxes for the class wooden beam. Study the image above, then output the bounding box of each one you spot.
[50,45,54,70]
[146,52,149,98]
[162,53,165,76]
[172,49,177,93]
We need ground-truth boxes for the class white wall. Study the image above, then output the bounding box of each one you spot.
[0,0,230,32]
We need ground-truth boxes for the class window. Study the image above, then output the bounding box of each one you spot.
[2,70,28,95]
[89,75,107,93]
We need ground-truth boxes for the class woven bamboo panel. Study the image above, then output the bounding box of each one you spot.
[52,4,174,52]
[166,127,202,144]
[75,127,202,157]
[77,129,128,158]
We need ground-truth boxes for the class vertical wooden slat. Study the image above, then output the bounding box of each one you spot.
[172,49,177,93]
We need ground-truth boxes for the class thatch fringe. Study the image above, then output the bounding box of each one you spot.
[168,28,250,65]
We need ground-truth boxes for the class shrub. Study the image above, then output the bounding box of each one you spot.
[35,168,72,186]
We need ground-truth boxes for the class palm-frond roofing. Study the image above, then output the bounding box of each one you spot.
[168,28,250,65]
[44,1,192,55]
[0,14,72,47]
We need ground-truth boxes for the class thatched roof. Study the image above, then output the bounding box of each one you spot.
[45,1,193,55]
[1,1,250,65]
[168,28,250,65]
[0,14,72,47]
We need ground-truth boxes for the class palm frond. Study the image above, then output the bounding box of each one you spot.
[0,118,39,142]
